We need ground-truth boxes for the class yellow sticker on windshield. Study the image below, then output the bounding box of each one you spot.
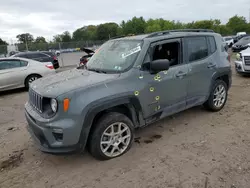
[121,46,141,58]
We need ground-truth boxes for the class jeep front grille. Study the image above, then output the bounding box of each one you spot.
[29,89,43,113]
[244,56,250,65]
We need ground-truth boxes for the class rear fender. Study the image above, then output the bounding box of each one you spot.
[208,68,232,97]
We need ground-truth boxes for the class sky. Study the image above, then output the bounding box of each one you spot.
[0,0,250,43]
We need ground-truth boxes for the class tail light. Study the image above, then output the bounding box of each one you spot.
[80,58,88,65]
[46,64,54,69]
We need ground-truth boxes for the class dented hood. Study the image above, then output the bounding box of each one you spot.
[30,68,120,97]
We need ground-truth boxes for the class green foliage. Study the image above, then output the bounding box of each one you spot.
[96,23,119,40]
[53,31,71,43]
[121,16,146,35]
[9,15,250,49]
[226,15,248,33]
[0,38,8,45]
[61,31,71,42]
[72,25,97,41]
[16,33,34,43]
[53,34,62,42]
[35,36,47,43]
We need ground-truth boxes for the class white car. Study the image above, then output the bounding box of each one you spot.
[223,36,234,47]
[0,57,56,92]
[236,32,246,37]
[235,47,250,75]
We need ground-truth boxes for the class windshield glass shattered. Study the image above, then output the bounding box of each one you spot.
[86,40,142,72]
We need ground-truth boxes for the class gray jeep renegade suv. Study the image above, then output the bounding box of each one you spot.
[25,29,232,160]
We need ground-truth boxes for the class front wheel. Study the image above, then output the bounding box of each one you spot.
[203,80,228,112]
[88,112,134,160]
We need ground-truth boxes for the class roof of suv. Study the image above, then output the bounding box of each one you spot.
[114,29,220,42]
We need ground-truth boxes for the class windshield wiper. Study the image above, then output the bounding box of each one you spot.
[87,68,107,74]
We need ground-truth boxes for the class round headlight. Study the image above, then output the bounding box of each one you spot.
[50,99,58,113]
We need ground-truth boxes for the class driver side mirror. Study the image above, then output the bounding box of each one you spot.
[150,59,170,74]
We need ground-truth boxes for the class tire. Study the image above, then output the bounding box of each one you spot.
[203,79,228,112]
[88,112,134,160]
[25,74,41,89]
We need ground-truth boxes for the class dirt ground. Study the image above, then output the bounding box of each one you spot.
[0,64,250,188]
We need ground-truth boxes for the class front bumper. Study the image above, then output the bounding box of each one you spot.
[234,60,250,74]
[25,102,83,154]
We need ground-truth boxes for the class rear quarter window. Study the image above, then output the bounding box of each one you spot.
[207,36,217,54]
[20,60,28,67]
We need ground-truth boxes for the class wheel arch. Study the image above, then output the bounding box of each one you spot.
[210,69,231,91]
[77,96,145,150]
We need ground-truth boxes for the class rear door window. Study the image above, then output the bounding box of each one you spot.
[0,60,21,70]
[185,37,209,62]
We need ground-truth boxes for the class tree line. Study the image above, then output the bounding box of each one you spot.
[0,15,250,46]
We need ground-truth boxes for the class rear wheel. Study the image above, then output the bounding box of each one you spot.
[25,74,41,89]
[88,112,134,160]
[204,79,228,112]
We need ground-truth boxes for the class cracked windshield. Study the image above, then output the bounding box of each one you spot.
[87,40,142,72]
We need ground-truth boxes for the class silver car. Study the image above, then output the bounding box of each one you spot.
[0,57,56,92]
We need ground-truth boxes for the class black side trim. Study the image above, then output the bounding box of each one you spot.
[210,68,232,93]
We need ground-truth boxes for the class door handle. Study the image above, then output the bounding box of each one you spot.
[207,63,216,68]
[175,71,187,78]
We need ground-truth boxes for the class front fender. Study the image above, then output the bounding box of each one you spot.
[77,94,145,150]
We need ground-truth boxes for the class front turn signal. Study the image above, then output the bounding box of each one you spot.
[63,98,70,112]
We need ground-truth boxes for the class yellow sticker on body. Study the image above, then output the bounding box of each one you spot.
[150,87,154,92]
[134,91,139,96]
[155,96,160,101]
[155,105,161,111]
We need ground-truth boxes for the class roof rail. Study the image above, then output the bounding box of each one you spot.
[146,29,215,38]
